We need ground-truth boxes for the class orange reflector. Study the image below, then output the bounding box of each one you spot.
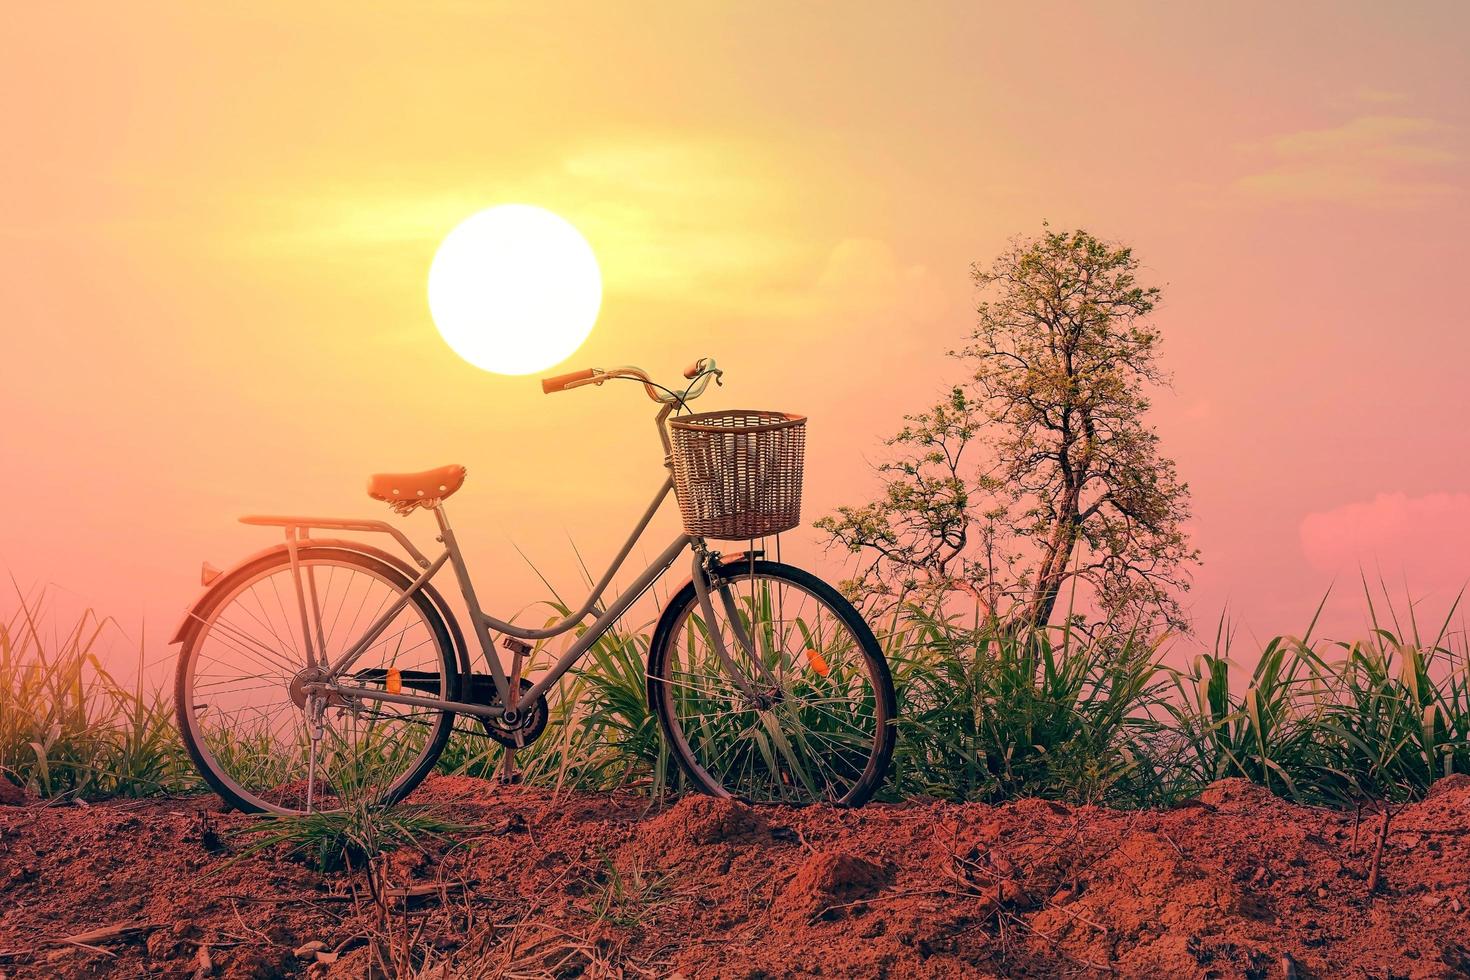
[804,648,830,677]
[386,668,402,694]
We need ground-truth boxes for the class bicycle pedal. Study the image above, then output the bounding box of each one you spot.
[501,637,532,656]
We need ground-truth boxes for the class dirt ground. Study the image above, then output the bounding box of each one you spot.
[3,775,1469,979]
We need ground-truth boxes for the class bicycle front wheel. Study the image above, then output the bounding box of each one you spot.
[174,546,458,814]
[647,559,896,806]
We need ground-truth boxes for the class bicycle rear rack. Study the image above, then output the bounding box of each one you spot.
[239,515,433,568]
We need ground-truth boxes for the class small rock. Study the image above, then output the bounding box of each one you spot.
[998,878,1030,906]
[146,930,179,959]
[5,866,36,887]
[192,944,214,979]
[293,941,326,960]
[1421,894,1443,908]
[1452,897,1464,913]
[1316,886,1329,899]
[325,946,372,977]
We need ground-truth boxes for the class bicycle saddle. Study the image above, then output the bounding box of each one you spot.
[367,464,466,511]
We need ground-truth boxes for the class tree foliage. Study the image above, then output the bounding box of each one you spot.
[818,226,1198,630]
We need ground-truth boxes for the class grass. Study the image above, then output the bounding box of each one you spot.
[1159,584,1470,808]
[435,599,673,794]
[230,797,470,873]
[576,852,678,928]
[884,602,1174,805]
[5,579,1470,813]
[1,586,195,800]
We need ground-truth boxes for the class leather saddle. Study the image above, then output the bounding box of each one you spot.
[367,464,466,512]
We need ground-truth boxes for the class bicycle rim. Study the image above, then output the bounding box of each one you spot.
[653,567,891,805]
[178,551,454,814]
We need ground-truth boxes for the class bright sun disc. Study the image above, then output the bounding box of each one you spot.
[428,204,602,375]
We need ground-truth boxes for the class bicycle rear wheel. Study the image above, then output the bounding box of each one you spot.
[647,559,896,806]
[174,546,458,814]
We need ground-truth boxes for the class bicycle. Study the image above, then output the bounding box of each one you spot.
[170,357,897,814]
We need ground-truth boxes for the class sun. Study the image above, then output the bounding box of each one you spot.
[427,204,602,375]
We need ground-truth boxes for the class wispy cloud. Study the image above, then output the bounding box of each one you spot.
[559,139,810,304]
[1353,88,1408,107]
[225,135,954,330]
[1232,114,1462,209]
[1301,492,1470,596]
[231,135,818,312]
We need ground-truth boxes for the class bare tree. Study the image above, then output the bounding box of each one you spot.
[818,226,1198,630]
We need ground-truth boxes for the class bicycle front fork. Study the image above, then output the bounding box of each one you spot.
[689,547,781,701]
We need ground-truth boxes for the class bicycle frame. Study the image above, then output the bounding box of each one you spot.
[240,477,689,722]
[239,401,773,723]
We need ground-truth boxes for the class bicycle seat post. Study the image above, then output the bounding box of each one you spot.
[499,637,530,786]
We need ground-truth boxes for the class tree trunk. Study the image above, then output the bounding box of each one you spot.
[1024,494,1080,628]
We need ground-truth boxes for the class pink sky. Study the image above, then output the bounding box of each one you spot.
[3,3,1469,670]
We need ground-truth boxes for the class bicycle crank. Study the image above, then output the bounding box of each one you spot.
[476,677,549,748]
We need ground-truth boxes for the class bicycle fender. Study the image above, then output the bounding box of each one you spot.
[658,550,763,599]
[167,538,473,683]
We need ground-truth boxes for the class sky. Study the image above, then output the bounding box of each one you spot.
[3,2,1469,671]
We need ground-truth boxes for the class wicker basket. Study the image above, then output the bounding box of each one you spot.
[669,409,807,540]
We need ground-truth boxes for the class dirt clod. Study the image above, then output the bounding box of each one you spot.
[778,851,888,918]
[665,794,770,845]
[0,780,28,807]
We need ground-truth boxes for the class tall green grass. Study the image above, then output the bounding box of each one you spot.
[435,600,671,793]
[1,588,195,799]
[1161,587,1470,807]
[5,580,1468,811]
[884,603,1175,805]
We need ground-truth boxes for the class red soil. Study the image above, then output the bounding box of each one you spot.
[3,776,1470,978]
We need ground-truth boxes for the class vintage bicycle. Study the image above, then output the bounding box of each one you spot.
[170,357,897,814]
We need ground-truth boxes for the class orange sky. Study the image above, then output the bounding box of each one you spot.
[4,3,1469,669]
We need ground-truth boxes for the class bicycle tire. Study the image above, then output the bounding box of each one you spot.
[174,546,458,814]
[647,559,897,807]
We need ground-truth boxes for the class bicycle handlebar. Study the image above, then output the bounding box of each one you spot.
[541,357,721,404]
[541,368,598,394]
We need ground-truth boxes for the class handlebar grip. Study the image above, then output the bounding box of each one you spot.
[541,368,597,394]
[683,358,707,380]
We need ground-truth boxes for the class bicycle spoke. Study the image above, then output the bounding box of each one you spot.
[657,569,885,804]
[183,554,452,815]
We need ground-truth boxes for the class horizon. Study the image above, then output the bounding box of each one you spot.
[5,3,1470,670]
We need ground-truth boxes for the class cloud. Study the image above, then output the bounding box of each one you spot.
[1300,492,1470,591]
[797,238,948,323]
[1231,115,1461,209]
[220,135,950,330]
[1353,88,1408,107]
